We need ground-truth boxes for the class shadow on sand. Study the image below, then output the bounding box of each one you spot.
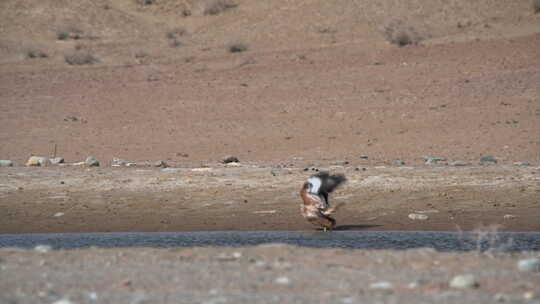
[333,224,383,231]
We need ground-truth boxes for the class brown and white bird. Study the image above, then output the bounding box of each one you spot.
[300,172,347,231]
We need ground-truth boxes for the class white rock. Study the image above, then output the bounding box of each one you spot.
[54,212,65,217]
[517,258,540,272]
[52,299,73,304]
[408,213,429,220]
[275,276,291,285]
[524,291,540,300]
[34,245,52,253]
[85,156,99,167]
[369,281,393,289]
[26,156,50,166]
[111,158,126,167]
[503,214,516,219]
[449,274,478,288]
[0,160,14,167]
[50,157,64,165]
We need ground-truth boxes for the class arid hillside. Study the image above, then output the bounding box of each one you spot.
[0,0,539,166]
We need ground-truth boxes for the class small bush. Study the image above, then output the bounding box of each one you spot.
[228,42,247,53]
[56,27,83,40]
[533,0,540,13]
[25,49,48,59]
[203,0,237,15]
[382,20,422,47]
[64,52,99,65]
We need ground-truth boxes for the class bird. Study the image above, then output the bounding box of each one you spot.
[300,171,347,231]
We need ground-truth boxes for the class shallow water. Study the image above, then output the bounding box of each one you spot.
[1,231,539,252]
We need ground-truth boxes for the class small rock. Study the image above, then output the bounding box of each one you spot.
[480,155,497,165]
[517,258,540,272]
[0,160,14,167]
[111,158,126,167]
[408,279,428,289]
[424,156,446,165]
[369,281,393,289]
[34,244,52,253]
[359,155,369,160]
[54,212,65,217]
[223,156,239,164]
[50,157,64,165]
[524,291,540,300]
[408,213,429,220]
[503,214,516,219]
[226,162,241,167]
[354,167,367,171]
[154,160,168,168]
[85,156,99,167]
[26,156,50,166]
[333,160,350,166]
[449,274,479,289]
[514,162,530,167]
[449,161,469,166]
[125,162,137,167]
[493,293,510,302]
[52,298,73,304]
[393,160,405,166]
[275,276,291,285]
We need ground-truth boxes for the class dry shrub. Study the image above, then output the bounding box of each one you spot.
[25,49,48,59]
[56,26,83,40]
[203,0,237,15]
[228,42,247,53]
[381,20,422,47]
[64,52,99,65]
[533,0,540,13]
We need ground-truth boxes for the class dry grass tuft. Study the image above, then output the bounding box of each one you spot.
[64,52,99,65]
[203,0,237,16]
[228,42,248,53]
[381,20,422,47]
[25,49,48,59]
[56,27,84,41]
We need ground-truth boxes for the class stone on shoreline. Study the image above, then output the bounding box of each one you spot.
[517,258,540,272]
[408,213,429,220]
[223,156,239,164]
[26,156,50,166]
[0,160,14,167]
[480,155,497,165]
[50,157,65,165]
[424,156,446,165]
[449,274,479,289]
[85,156,100,167]
[449,161,469,166]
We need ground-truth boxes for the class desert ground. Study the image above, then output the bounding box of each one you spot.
[0,0,539,303]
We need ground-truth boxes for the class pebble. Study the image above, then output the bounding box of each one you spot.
[54,212,64,217]
[26,156,50,166]
[50,157,64,165]
[449,274,479,289]
[503,214,516,219]
[408,279,428,288]
[223,156,239,164]
[333,160,350,166]
[408,213,429,220]
[514,162,530,167]
[85,156,100,167]
[480,155,497,165]
[0,160,14,167]
[154,160,168,168]
[524,291,540,300]
[111,158,126,167]
[34,244,52,253]
[52,299,73,304]
[449,161,469,166]
[392,160,406,166]
[275,276,291,285]
[369,281,393,289]
[359,155,369,160]
[424,156,446,165]
[517,258,540,272]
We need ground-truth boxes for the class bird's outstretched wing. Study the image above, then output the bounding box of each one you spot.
[313,172,346,194]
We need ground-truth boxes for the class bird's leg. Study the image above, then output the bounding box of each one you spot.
[323,227,328,232]
[322,202,345,216]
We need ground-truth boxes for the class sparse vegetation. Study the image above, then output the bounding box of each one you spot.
[166,28,186,48]
[64,52,99,65]
[202,0,237,16]
[56,27,83,40]
[137,0,156,5]
[228,42,248,53]
[381,20,422,47]
[25,49,48,59]
[533,0,540,13]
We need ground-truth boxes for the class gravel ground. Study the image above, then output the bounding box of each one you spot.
[1,245,540,304]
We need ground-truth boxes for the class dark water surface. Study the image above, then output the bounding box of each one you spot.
[1,231,539,251]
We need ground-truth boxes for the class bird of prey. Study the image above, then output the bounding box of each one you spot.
[300,172,347,231]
